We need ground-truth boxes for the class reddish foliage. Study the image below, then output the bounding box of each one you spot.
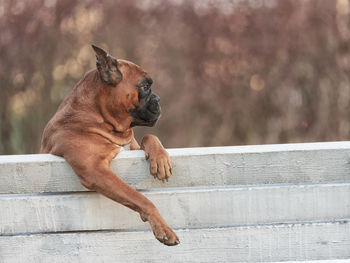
[1,0,350,153]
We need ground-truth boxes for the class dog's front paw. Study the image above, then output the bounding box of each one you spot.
[148,213,180,246]
[141,134,173,182]
[145,149,172,182]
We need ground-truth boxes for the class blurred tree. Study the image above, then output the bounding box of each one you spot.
[1,0,350,154]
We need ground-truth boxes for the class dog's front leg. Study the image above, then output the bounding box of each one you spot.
[129,136,141,150]
[64,143,179,246]
[140,134,172,182]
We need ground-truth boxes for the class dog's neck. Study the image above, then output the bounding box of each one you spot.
[72,70,134,146]
[88,94,134,147]
[95,85,132,134]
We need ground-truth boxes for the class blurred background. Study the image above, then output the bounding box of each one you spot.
[1,0,350,154]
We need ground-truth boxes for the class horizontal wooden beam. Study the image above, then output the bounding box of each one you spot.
[1,182,349,235]
[1,221,349,262]
[1,141,350,194]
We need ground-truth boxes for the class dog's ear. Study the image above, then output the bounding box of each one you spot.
[92,44,122,86]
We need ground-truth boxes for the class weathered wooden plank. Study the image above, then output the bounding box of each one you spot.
[1,141,350,194]
[1,183,349,235]
[273,261,350,263]
[0,221,349,262]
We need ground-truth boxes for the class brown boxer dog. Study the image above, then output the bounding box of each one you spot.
[40,45,179,246]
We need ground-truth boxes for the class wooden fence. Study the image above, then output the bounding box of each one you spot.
[1,142,350,262]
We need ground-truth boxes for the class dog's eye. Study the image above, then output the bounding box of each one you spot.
[143,85,151,92]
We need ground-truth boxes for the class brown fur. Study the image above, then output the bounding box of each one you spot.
[41,54,179,246]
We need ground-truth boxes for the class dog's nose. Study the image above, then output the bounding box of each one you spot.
[148,94,161,114]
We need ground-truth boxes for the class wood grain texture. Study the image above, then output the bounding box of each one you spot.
[1,141,350,194]
[1,183,349,235]
[0,221,349,262]
[1,142,350,261]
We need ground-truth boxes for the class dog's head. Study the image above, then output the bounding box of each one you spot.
[92,45,161,128]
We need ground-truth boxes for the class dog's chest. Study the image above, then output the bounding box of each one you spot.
[119,143,131,151]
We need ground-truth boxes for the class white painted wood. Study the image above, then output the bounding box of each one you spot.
[274,261,350,263]
[0,221,349,262]
[1,141,350,194]
[1,183,349,235]
[0,143,349,261]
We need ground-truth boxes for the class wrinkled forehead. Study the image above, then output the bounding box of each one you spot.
[117,59,150,82]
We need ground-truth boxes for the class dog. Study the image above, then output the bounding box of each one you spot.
[40,45,179,246]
